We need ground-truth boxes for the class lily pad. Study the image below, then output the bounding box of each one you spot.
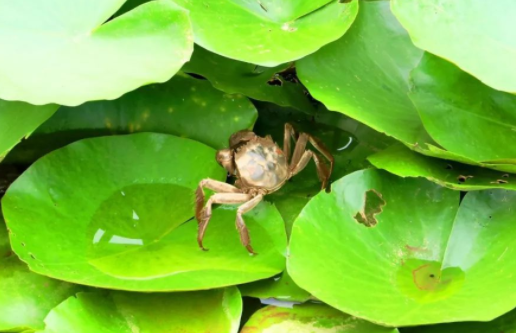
[241,303,398,333]
[289,169,516,326]
[404,308,516,333]
[410,53,516,164]
[41,288,242,333]
[392,0,516,93]
[4,74,257,165]
[0,219,82,332]
[0,0,193,106]
[369,144,516,191]
[172,0,358,66]
[2,133,287,291]
[297,0,429,146]
[182,45,314,112]
[0,100,58,161]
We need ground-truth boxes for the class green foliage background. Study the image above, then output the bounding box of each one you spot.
[1,0,516,332]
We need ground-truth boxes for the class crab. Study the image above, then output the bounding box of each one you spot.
[195,123,334,254]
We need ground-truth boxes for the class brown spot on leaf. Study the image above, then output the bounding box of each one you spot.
[491,179,508,184]
[354,189,386,227]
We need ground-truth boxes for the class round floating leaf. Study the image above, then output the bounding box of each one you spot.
[241,303,398,333]
[2,133,287,291]
[369,144,516,191]
[5,74,257,164]
[404,308,516,333]
[182,45,314,112]
[298,0,429,146]
[0,219,82,332]
[392,0,516,93]
[0,100,58,161]
[41,288,242,333]
[289,169,516,326]
[0,0,193,106]
[410,53,516,163]
[172,0,358,66]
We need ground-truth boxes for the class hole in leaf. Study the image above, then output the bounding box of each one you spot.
[445,164,453,170]
[491,179,508,184]
[457,175,472,183]
[354,189,386,227]
[502,174,510,178]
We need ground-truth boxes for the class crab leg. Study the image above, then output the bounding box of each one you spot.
[236,194,263,254]
[283,123,297,164]
[288,132,334,190]
[197,192,252,251]
[195,178,241,223]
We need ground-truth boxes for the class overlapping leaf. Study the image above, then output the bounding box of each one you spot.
[0,219,82,332]
[410,53,516,164]
[172,0,358,66]
[369,144,516,191]
[5,74,257,164]
[289,169,516,326]
[2,133,287,291]
[0,0,193,106]
[0,101,58,161]
[41,288,242,333]
[392,0,516,93]
[182,46,314,112]
[241,303,398,333]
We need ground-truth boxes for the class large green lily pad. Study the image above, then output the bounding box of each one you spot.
[369,144,516,191]
[182,45,314,112]
[297,0,430,146]
[241,303,398,333]
[0,219,82,332]
[41,288,242,333]
[392,0,516,93]
[2,133,287,291]
[404,308,516,333]
[410,53,516,164]
[172,0,358,66]
[0,0,193,106]
[0,100,58,161]
[4,73,257,165]
[289,169,516,326]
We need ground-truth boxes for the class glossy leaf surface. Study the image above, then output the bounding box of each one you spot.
[182,46,314,112]
[369,144,516,191]
[298,0,428,146]
[172,0,358,66]
[5,74,257,164]
[241,303,398,333]
[0,0,193,106]
[0,101,58,161]
[410,53,516,163]
[2,133,287,291]
[289,169,516,326]
[0,219,82,332]
[392,0,516,93]
[41,288,242,333]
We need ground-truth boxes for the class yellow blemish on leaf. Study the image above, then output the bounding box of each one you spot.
[142,109,150,121]
[233,116,240,122]
[105,119,112,129]
[168,107,174,113]
[128,123,134,133]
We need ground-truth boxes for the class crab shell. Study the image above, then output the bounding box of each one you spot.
[217,134,289,193]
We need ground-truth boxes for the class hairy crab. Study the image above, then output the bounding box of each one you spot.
[196,123,334,253]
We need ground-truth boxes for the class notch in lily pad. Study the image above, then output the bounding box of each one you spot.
[354,189,386,227]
